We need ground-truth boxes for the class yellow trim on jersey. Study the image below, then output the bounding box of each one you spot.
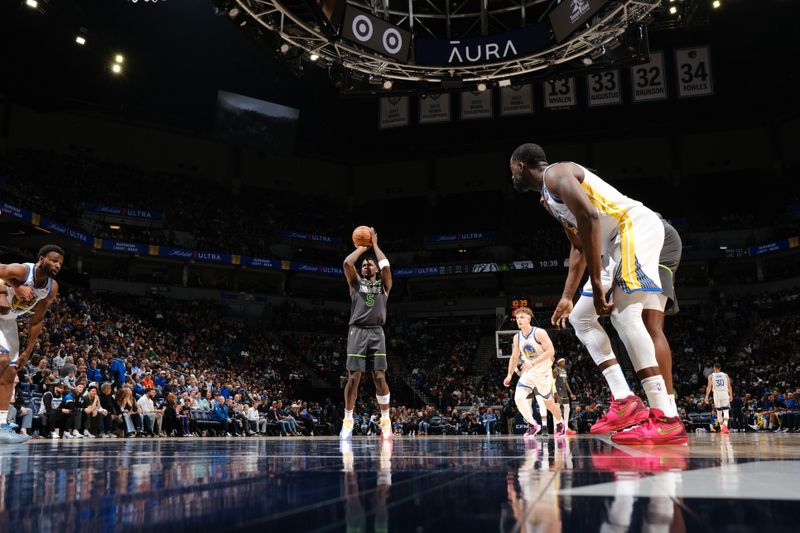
[580,182,641,290]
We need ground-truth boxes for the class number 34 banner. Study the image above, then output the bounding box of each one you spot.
[675,47,713,98]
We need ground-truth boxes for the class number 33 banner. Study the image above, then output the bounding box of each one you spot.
[631,51,667,102]
[675,47,713,98]
[587,70,621,107]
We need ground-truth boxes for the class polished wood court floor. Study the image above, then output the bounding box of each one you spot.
[1,433,798,532]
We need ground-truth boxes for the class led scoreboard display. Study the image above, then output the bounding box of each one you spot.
[510,297,530,317]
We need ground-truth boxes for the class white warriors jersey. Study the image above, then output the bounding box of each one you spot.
[541,163,642,247]
[1,263,53,321]
[518,328,551,380]
[711,372,729,394]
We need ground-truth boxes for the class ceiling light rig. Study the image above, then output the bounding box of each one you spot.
[222,0,661,94]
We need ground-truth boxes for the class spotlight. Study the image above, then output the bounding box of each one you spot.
[228,7,240,18]
[712,0,721,8]
[582,56,593,66]
[111,63,123,74]
[498,79,511,88]
[25,0,38,8]
[75,35,86,46]
[114,54,125,64]
[309,53,319,61]
[383,80,393,90]
[669,6,677,14]
[477,82,487,92]
[280,43,290,54]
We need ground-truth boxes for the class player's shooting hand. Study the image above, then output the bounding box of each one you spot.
[593,291,613,316]
[14,285,34,303]
[551,298,574,328]
[370,227,378,247]
[0,293,10,315]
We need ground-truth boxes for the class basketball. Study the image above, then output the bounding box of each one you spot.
[352,225,372,247]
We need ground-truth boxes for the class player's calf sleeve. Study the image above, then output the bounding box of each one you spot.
[569,297,617,367]
[609,293,658,373]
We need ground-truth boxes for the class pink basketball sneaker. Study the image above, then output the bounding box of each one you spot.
[523,421,541,440]
[590,395,649,434]
[611,408,689,445]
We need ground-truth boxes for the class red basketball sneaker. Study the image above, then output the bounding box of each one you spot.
[611,408,688,445]
[590,395,650,434]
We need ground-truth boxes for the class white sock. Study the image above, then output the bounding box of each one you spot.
[514,388,536,425]
[376,393,390,419]
[344,409,353,421]
[0,410,7,425]
[562,404,571,427]
[603,478,635,530]
[667,394,677,415]
[641,376,677,417]
[602,365,632,399]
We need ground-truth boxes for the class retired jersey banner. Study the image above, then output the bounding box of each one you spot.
[632,51,668,102]
[543,77,576,109]
[586,70,622,107]
[675,47,713,98]
[460,90,493,120]
[419,93,451,124]
[500,84,534,116]
[379,96,409,129]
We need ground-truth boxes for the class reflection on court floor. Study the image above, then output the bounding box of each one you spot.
[0,434,797,532]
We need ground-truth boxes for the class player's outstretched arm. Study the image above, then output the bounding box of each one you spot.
[546,164,609,315]
[343,246,369,292]
[504,336,521,387]
[369,227,392,294]
[18,280,58,367]
[552,228,586,328]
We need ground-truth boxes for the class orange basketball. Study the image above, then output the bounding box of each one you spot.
[352,225,372,247]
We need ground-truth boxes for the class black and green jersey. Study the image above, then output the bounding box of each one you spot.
[349,278,387,326]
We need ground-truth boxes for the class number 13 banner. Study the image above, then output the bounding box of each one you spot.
[675,47,713,98]
[543,77,576,109]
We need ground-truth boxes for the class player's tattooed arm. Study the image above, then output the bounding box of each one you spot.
[343,246,369,292]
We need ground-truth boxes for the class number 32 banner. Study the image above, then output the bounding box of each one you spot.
[675,47,713,98]
[631,51,667,102]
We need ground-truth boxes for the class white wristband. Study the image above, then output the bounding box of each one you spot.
[378,259,390,270]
